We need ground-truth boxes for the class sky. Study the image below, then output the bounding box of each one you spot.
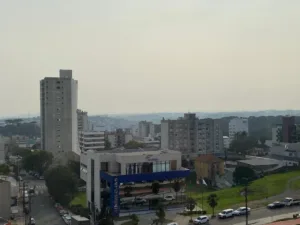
[0,1,300,117]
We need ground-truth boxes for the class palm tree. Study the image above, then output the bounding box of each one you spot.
[172,180,181,201]
[151,181,160,195]
[207,194,218,216]
[186,197,196,222]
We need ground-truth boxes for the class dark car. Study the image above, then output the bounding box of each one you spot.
[267,201,285,209]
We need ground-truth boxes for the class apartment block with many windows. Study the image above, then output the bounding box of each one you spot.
[79,131,105,152]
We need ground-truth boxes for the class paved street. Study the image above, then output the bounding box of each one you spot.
[132,206,300,225]
[25,177,65,225]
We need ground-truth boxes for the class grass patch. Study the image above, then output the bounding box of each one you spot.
[70,192,87,207]
[121,219,173,225]
[290,179,300,190]
[189,170,300,212]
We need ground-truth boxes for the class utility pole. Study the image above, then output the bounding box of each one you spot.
[243,178,249,225]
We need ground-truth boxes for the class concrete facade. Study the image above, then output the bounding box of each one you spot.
[40,70,78,165]
[105,129,133,148]
[79,131,105,152]
[161,113,223,155]
[229,117,249,142]
[77,109,89,132]
[0,179,11,219]
[80,148,184,214]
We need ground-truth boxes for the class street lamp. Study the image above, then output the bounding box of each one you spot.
[242,178,249,225]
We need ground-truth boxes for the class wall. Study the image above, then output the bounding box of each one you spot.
[0,180,11,219]
[160,121,169,149]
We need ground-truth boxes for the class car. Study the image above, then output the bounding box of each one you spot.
[218,209,234,219]
[233,207,251,216]
[30,217,36,225]
[167,223,179,225]
[59,209,68,216]
[267,201,285,209]
[134,197,147,205]
[193,215,209,224]
[39,176,44,180]
[164,195,175,201]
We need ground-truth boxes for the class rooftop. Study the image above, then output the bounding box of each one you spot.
[87,148,180,155]
[238,157,279,166]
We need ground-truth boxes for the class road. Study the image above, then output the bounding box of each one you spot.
[24,177,65,225]
[134,206,300,225]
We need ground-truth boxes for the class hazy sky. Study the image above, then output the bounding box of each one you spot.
[1,1,300,117]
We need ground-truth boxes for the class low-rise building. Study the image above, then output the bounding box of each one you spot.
[195,154,224,185]
[105,129,133,148]
[79,131,105,152]
[80,148,189,217]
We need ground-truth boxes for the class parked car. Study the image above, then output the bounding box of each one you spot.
[233,207,251,216]
[59,209,68,216]
[282,197,300,206]
[63,214,72,225]
[30,217,36,225]
[267,201,285,209]
[193,215,209,224]
[134,197,147,205]
[164,195,175,201]
[218,209,234,219]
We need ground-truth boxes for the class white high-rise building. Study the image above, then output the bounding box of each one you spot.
[228,118,249,142]
[40,70,78,165]
[77,109,89,132]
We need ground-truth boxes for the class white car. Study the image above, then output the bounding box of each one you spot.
[31,217,36,225]
[193,215,209,224]
[164,195,175,201]
[218,209,234,219]
[134,197,147,204]
[233,207,251,216]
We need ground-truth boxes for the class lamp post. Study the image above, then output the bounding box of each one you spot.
[242,178,249,225]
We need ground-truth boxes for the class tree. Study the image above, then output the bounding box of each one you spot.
[22,150,53,175]
[124,186,133,197]
[207,194,218,216]
[130,214,139,225]
[68,160,80,178]
[104,139,111,150]
[172,180,181,200]
[124,140,144,149]
[186,197,196,221]
[0,164,10,175]
[98,207,114,225]
[155,205,165,225]
[181,159,189,168]
[151,181,160,195]
[233,166,256,185]
[44,166,77,205]
[229,134,257,155]
[259,136,266,145]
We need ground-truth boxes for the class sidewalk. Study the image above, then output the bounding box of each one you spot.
[233,211,299,225]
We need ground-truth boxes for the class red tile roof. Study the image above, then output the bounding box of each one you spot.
[267,218,300,225]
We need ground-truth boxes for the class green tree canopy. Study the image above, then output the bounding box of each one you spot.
[104,139,111,150]
[207,194,218,216]
[45,166,77,205]
[124,140,144,149]
[130,214,139,225]
[151,181,160,195]
[229,132,257,154]
[233,166,256,185]
[22,150,53,175]
[0,164,10,175]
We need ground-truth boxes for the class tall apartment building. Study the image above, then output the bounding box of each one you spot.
[77,109,89,132]
[282,116,296,143]
[138,121,150,138]
[198,119,223,153]
[272,117,300,144]
[79,131,105,152]
[161,113,223,154]
[106,129,133,148]
[228,118,249,142]
[40,70,78,165]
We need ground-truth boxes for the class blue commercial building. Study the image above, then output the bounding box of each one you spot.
[80,148,190,217]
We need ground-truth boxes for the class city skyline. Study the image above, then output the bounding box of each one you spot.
[1,1,300,116]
